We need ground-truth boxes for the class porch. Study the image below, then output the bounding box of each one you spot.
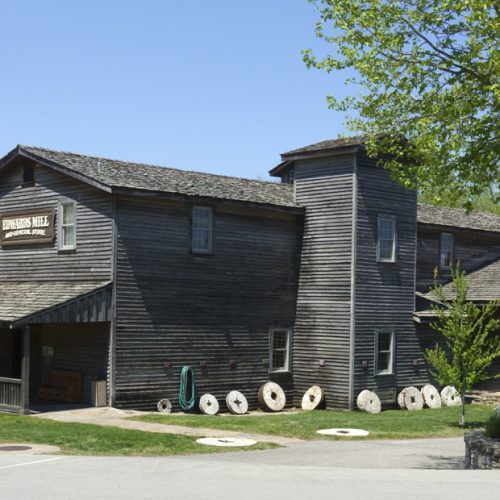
[0,281,112,414]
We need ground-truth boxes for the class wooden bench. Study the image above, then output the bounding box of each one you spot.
[37,370,83,403]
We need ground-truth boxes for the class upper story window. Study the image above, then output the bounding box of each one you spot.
[58,201,77,250]
[281,167,295,184]
[375,330,394,375]
[192,206,213,254]
[22,164,35,186]
[440,232,454,269]
[377,215,396,262]
[269,328,292,373]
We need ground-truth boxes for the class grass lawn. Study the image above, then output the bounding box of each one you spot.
[132,404,495,440]
[0,414,276,456]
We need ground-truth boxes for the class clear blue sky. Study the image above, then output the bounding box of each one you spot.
[0,1,350,179]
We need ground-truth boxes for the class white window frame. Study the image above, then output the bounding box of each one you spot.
[191,206,213,254]
[58,200,77,251]
[377,215,396,263]
[439,232,454,269]
[374,330,395,375]
[269,327,292,373]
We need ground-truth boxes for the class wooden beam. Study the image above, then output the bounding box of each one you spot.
[20,326,30,414]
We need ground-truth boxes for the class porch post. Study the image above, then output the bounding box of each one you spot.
[20,325,30,414]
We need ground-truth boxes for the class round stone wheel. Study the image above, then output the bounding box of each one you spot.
[301,385,324,411]
[157,398,172,414]
[397,389,407,409]
[225,390,248,415]
[421,384,442,409]
[196,437,256,447]
[258,382,286,412]
[403,386,424,411]
[199,394,220,416]
[441,386,462,407]
[356,389,381,414]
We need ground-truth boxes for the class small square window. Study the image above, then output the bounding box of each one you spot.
[192,206,213,254]
[375,330,394,375]
[440,233,454,269]
[269,328,292,373]
[377,215,396,262]
[58,201,77,250]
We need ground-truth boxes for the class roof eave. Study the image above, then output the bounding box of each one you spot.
[112,186,304,214]
[270,146,361,176]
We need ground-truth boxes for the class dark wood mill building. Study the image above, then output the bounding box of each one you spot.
[0,139,498,414]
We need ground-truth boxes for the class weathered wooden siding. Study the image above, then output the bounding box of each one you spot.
[32,323,110,403]
[353,153,426,403]
[417,226,500,292]
[113,196,301,410]
[0,162,113,281]
[292,155,355,409]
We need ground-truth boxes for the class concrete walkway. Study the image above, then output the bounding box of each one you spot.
[32,407,302,445]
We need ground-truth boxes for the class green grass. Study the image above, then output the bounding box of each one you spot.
[132,404,495,440]
[0,414,276,456]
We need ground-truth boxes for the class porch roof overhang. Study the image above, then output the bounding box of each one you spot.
[0,281,112,328]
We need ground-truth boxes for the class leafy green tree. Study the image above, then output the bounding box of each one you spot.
[425,268,500,426]
[303,0,500,210]
[419,188,500,216]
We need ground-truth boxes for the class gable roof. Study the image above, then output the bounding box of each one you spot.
[421,259,500,304]
[281,136,368,158]
[417,204,500,233]
[1,145,299,210]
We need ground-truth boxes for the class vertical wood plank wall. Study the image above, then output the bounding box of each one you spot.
[292,155,355,408]
[0,164,113,281]
[353,153,428,400]
[113,196,301,410]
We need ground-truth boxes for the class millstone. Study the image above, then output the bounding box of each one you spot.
[421,384,442,409]
[403,386,424,411]
[397,389,406,409]
[301,385,324,411]
[258,382,286,412]
[356,389,381,414]
[225,390,248,415]
[441,386,462,407]
[199,394,220,415]
[157,398,172,414]
[196,437,256,447]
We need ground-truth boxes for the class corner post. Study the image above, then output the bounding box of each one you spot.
[21,325,30,414]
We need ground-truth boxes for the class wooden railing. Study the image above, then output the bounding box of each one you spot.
[0,377,22,413]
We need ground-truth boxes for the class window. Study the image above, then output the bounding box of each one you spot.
[58,201,76,250]
[22,164,35,185]
[377,215,396,262]
[375,330,394,375]
[269,328,292,372]
[440,232,454,269]
[192,206,213,253]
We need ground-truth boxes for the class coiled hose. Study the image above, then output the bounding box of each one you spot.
[178,365,196,411]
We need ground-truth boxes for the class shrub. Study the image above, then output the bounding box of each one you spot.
[484,412,500,439]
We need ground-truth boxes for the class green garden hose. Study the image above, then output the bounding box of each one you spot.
[178,365,196,411]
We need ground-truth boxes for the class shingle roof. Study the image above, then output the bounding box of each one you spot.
[422,259,500,303]
[281,136,368,157]
[10,145,299,209]
[0,281,110,323]
[417,204,500,233]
